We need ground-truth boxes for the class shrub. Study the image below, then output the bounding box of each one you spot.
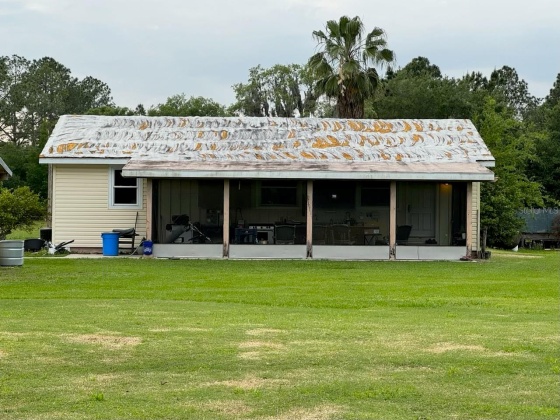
[0,186,45,239]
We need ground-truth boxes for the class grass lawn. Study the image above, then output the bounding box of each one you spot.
[1,252,558,419]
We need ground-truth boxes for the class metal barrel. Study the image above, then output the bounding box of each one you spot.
[0,240,24,266]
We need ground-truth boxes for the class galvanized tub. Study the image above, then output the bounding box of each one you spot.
[0,240,24,266]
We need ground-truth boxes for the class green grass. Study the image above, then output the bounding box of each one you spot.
[1,252,559,419]
[5,220,44,240]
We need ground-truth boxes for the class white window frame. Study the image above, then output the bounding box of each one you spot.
[109,167,143,209]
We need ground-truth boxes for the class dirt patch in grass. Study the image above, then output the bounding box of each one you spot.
[199,399,253,416]
[495,253,544,259]
[205,375,289,390]
[238,351,261,360]
[239,341,285,350]
[427,342,486,354]
[0,349,7,358]
[246,328,284,336]
[260,404,342,420]
[64,334,142,349]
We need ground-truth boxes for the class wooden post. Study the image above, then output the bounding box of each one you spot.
[223,179,230,258]
[145,178,153,240]
[306,180,313,259]
[47,164,53,227]
[389,181,397,260]
[466,181,473,257]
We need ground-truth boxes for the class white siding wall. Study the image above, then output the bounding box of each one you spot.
[471,182,480,252]
[52,165,147,248]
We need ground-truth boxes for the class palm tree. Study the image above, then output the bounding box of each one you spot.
[308,16,394,119]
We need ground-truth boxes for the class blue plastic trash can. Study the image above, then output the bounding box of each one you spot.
[101,232,120,256]
[143,240,153,256]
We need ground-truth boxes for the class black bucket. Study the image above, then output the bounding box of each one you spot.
[24,238,45,252]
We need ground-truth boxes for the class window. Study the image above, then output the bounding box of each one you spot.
[109,168,142,208]
[314,181,356,209]
[360,182,390,206]
[260,180,298,207]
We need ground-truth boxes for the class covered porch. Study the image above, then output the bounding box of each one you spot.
[126,165,482,260]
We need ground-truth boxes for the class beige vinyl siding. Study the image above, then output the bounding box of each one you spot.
[52,164,147,248]
[470,182,480,251]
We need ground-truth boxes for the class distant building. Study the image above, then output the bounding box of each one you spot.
[0,157,12,182]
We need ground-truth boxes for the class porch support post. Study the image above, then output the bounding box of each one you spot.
[306,180,313,259]
[145,178,153,240]
[466,181,473,257]
[389,181,397,260]
[223,179,230,258]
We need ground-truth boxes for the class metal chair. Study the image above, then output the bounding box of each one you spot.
[331,224,355,245]
[274,225,296,244]
[396,225,412,245]
[113,212,139,253]
[312,224,329,245]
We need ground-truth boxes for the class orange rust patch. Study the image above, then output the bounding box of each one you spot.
[197,131,204,138]
[332,121,343,131]
[395,154,403,161]
[342,153,353,160]
[139,121,149,130]
[292,140,301,148]
[412,134,423,143]
[380,152,391,160]
[413,121,423,131]
[403,122,412,132]
[287,129,296,139]
[195,143,202,151]
[300,151,315,159]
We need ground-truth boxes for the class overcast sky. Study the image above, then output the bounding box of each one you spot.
[2,0,559,109]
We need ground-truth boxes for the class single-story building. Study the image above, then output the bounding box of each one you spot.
[0,157,12,181]
[39,115,495,260]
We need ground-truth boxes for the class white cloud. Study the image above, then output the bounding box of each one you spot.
[1,0,558,107]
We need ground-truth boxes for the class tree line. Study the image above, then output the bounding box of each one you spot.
[1,16,559,246]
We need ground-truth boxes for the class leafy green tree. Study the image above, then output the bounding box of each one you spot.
[400,56,442,78]
[0,186,45,239]
[0,55,113,147]
[475,97,544,247]
[148,94,229,117]
[528,103,560,202]
[307,15,394,118]
[543,73,560,108]
[374,71,478,119]
[488,66,540,119]
[231,64,316,117]
[86,105,137,116]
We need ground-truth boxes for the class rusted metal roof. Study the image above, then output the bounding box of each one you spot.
[40,115,495,166]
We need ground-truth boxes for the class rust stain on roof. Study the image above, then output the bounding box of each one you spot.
[40,116,495,166]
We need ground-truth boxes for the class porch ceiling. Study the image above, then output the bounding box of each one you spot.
[122,159,495,181]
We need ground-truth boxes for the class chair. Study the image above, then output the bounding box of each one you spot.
[312,225,329,245]
[274,225,296,245]
[113,212,139,254]
[331,224,355,245]
[396,225,412,245]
